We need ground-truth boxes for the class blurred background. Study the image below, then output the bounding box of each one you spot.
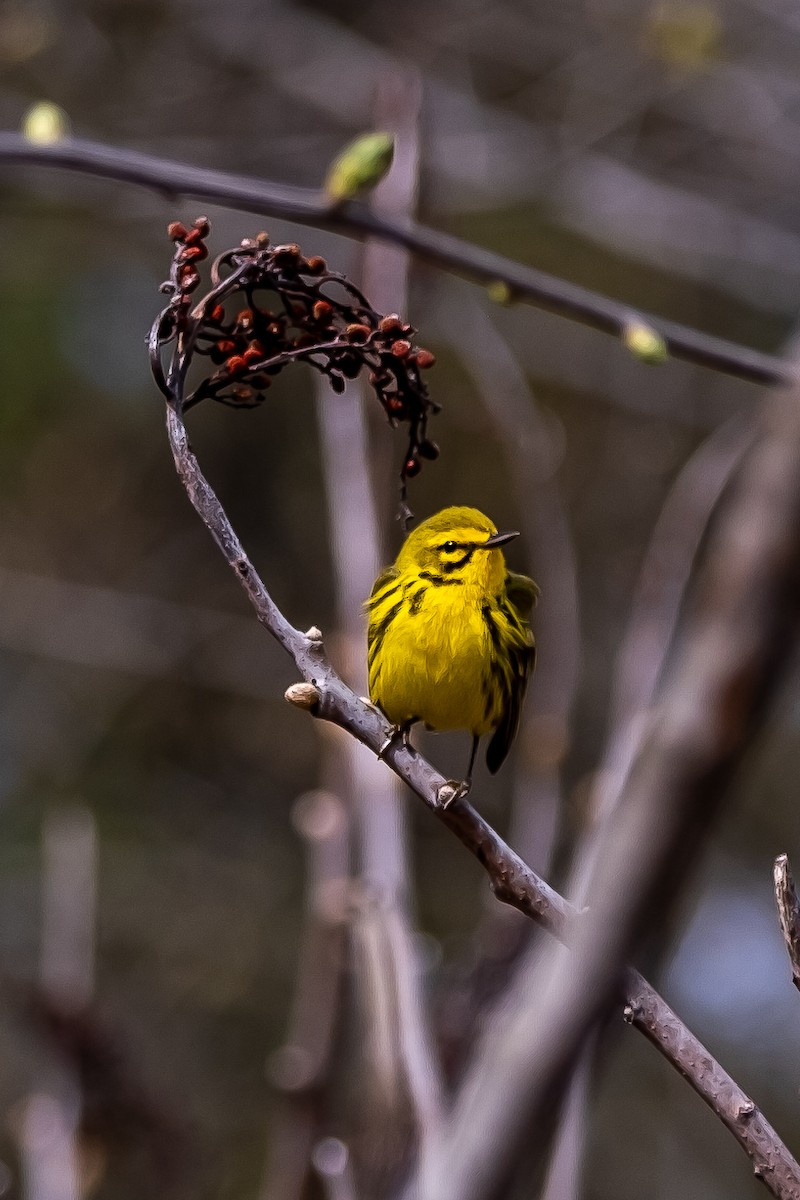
[0,1,799,1198]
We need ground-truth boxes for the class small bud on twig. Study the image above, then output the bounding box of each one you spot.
[21,101,70,145]
[324,132,395,203]
[487,280,515,306]
[622,320,669,365]
[285,683,321,712]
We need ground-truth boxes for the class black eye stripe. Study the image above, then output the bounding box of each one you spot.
[441,548,475,573]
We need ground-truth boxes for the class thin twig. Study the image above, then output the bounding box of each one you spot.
[591,415,755,836]
[0,131,791,387]
[162,392,800,1200]
[774,854,800,994]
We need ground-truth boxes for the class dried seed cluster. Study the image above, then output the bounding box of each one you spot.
[149,218,440,500]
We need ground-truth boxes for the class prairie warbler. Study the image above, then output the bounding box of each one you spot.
[366,506,538,800]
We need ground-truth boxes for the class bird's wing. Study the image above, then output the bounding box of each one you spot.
[486,573,538,775]
[366,566,401,610]
[365,566,401,670]
[504,570,540,616]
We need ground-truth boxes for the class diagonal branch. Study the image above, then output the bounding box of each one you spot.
[0,131,790,387]
[162,390,800,1200]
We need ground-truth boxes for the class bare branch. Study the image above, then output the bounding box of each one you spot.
[623,970,797,1193]
[0,131,790,387]
[774,854,800,994]
[160,374,800,1199]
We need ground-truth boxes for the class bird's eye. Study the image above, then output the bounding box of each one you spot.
[442,541,457,553]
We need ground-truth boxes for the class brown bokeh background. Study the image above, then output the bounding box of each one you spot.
[0,2,799,1197]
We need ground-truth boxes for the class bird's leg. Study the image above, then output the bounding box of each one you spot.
[438,736,480,809]
[378,719,416,760]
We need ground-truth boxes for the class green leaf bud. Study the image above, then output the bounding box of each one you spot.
[324,132,395,203]
[21,101,70,145]
[622,320,669,365]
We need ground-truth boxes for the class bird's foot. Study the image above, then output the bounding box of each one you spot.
[437,778,472,810]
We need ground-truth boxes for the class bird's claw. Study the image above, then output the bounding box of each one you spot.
[377,721,414,761]
[378,729,399,759]
[437,779,472,809]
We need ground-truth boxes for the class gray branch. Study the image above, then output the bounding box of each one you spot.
[0,131,790,387]
[163,391,800,1200]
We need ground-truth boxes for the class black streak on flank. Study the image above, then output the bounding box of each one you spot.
[408,587,427,616]
[368,599,404,665]
[368,581,402,609]
[481,603,503,652]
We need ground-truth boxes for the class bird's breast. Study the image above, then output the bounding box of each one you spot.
[369,578,500,735]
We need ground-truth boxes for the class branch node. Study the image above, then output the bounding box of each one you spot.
[622,1002,640,1024]
[737,1100,756,1120]
[285,682,321,713]
[304,625,323,642]
[437,782,461,809]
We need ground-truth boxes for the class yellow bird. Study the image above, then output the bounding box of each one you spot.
[366,506,538,800]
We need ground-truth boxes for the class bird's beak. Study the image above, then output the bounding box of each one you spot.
[483,530,520,548]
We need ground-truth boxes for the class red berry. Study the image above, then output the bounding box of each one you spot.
[274,243,301,263]
[404,456,422,477]
[416,348,436,369]
[226,355,246,374]
[179,244,207,262]
[167,221,188,241]
[392,339,412,359]
[313,300,333,321]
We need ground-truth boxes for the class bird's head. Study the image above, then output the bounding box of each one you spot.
[397,506,519,589]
